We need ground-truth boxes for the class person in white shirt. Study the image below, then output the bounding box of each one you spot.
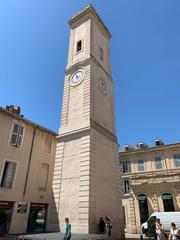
[156,218,166,240]
[169,223,180,240]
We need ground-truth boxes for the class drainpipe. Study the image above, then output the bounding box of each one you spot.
[23,127,36,197]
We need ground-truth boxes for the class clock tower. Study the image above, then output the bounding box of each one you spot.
[48,5,124,239]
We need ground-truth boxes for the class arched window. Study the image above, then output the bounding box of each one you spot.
[39,163,49,191]
[137,194,149,224]
[161,193,175,212]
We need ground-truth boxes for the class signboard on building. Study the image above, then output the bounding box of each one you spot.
[17,203,28,213]
[0,201,14,207]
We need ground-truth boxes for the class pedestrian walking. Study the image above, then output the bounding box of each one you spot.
[64,217,71,240]
[105,217,112,240]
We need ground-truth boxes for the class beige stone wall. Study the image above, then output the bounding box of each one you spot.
[0,110,56,234]
[91,129,124,238]
[91,19,111,75]
[60,64,91,135]
[67,18,91,69]
[90,60,115,135]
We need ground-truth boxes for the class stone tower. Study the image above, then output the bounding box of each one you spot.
[48,5,124,239]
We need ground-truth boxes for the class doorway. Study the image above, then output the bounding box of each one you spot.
[137,194,149,224]
[27,203,48,233]
[0,201,14,236]
[162,193,175,212]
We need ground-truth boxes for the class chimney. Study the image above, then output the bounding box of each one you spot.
[136,142,148,150]
[6,105,21,116]
[155,139,164,146]
[123,144,134,152]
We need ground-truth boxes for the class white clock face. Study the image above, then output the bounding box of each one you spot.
[98,77,108,94]
[71,70,83,85]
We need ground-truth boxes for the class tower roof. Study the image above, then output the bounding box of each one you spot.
[69,4,111,39]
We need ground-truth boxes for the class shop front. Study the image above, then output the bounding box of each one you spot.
[0,201,14,236]
[27,203,48,233]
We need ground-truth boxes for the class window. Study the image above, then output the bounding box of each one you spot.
[162,193,175,212]
[123,180,131,194]
[99,46,103,61]
[0,161,17,188]
[9,122,24,147]
[174,154,180,167]
[76,40,82,52]
[137,159,145,171]
[154,156,163,169]
[121,161,131,173]
[43,134,53,154]
[39,163,49,191]
[137,194,149,224]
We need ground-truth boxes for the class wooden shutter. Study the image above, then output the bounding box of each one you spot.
[10,123,20,145]
[17,125,24,147]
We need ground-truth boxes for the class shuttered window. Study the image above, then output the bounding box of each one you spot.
[0,161,17,188]
[9,122,24,147]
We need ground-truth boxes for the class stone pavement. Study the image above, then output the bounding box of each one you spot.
[18,232,108,240]
[2,233,143,240]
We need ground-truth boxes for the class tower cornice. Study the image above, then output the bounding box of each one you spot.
[68,4,111,40]
[58,119,117,144]
[65,56,113,82]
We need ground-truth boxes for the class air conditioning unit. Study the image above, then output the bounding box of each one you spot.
[155,139,164,146]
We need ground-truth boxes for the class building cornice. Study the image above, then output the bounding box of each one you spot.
[0,107,57,136]
[90,118,117,143]
[68,4,111,40]
[119,142,180,157]
[65,55,113,82]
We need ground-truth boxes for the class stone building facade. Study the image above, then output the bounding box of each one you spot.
[0,106,57,235]
[48,5,124,239]
[119,140,180,234]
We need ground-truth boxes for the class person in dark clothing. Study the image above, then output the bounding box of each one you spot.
[147,216,157,240]
[99,217,105,233]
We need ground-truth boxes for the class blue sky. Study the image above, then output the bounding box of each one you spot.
[0,0,180,149]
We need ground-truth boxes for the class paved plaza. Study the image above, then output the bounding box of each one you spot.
[1,233,142,240]
[18,232,108,240]
[8,233,141,240]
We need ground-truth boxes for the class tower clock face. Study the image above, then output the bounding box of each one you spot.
[70,70,84,86]
[98,77,108,94]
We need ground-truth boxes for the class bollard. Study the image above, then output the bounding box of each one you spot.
[140,234,144,240]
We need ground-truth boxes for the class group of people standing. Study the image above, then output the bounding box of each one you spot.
[99,217,112,239]
[63,216,112,240]
[148,217,180,240]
